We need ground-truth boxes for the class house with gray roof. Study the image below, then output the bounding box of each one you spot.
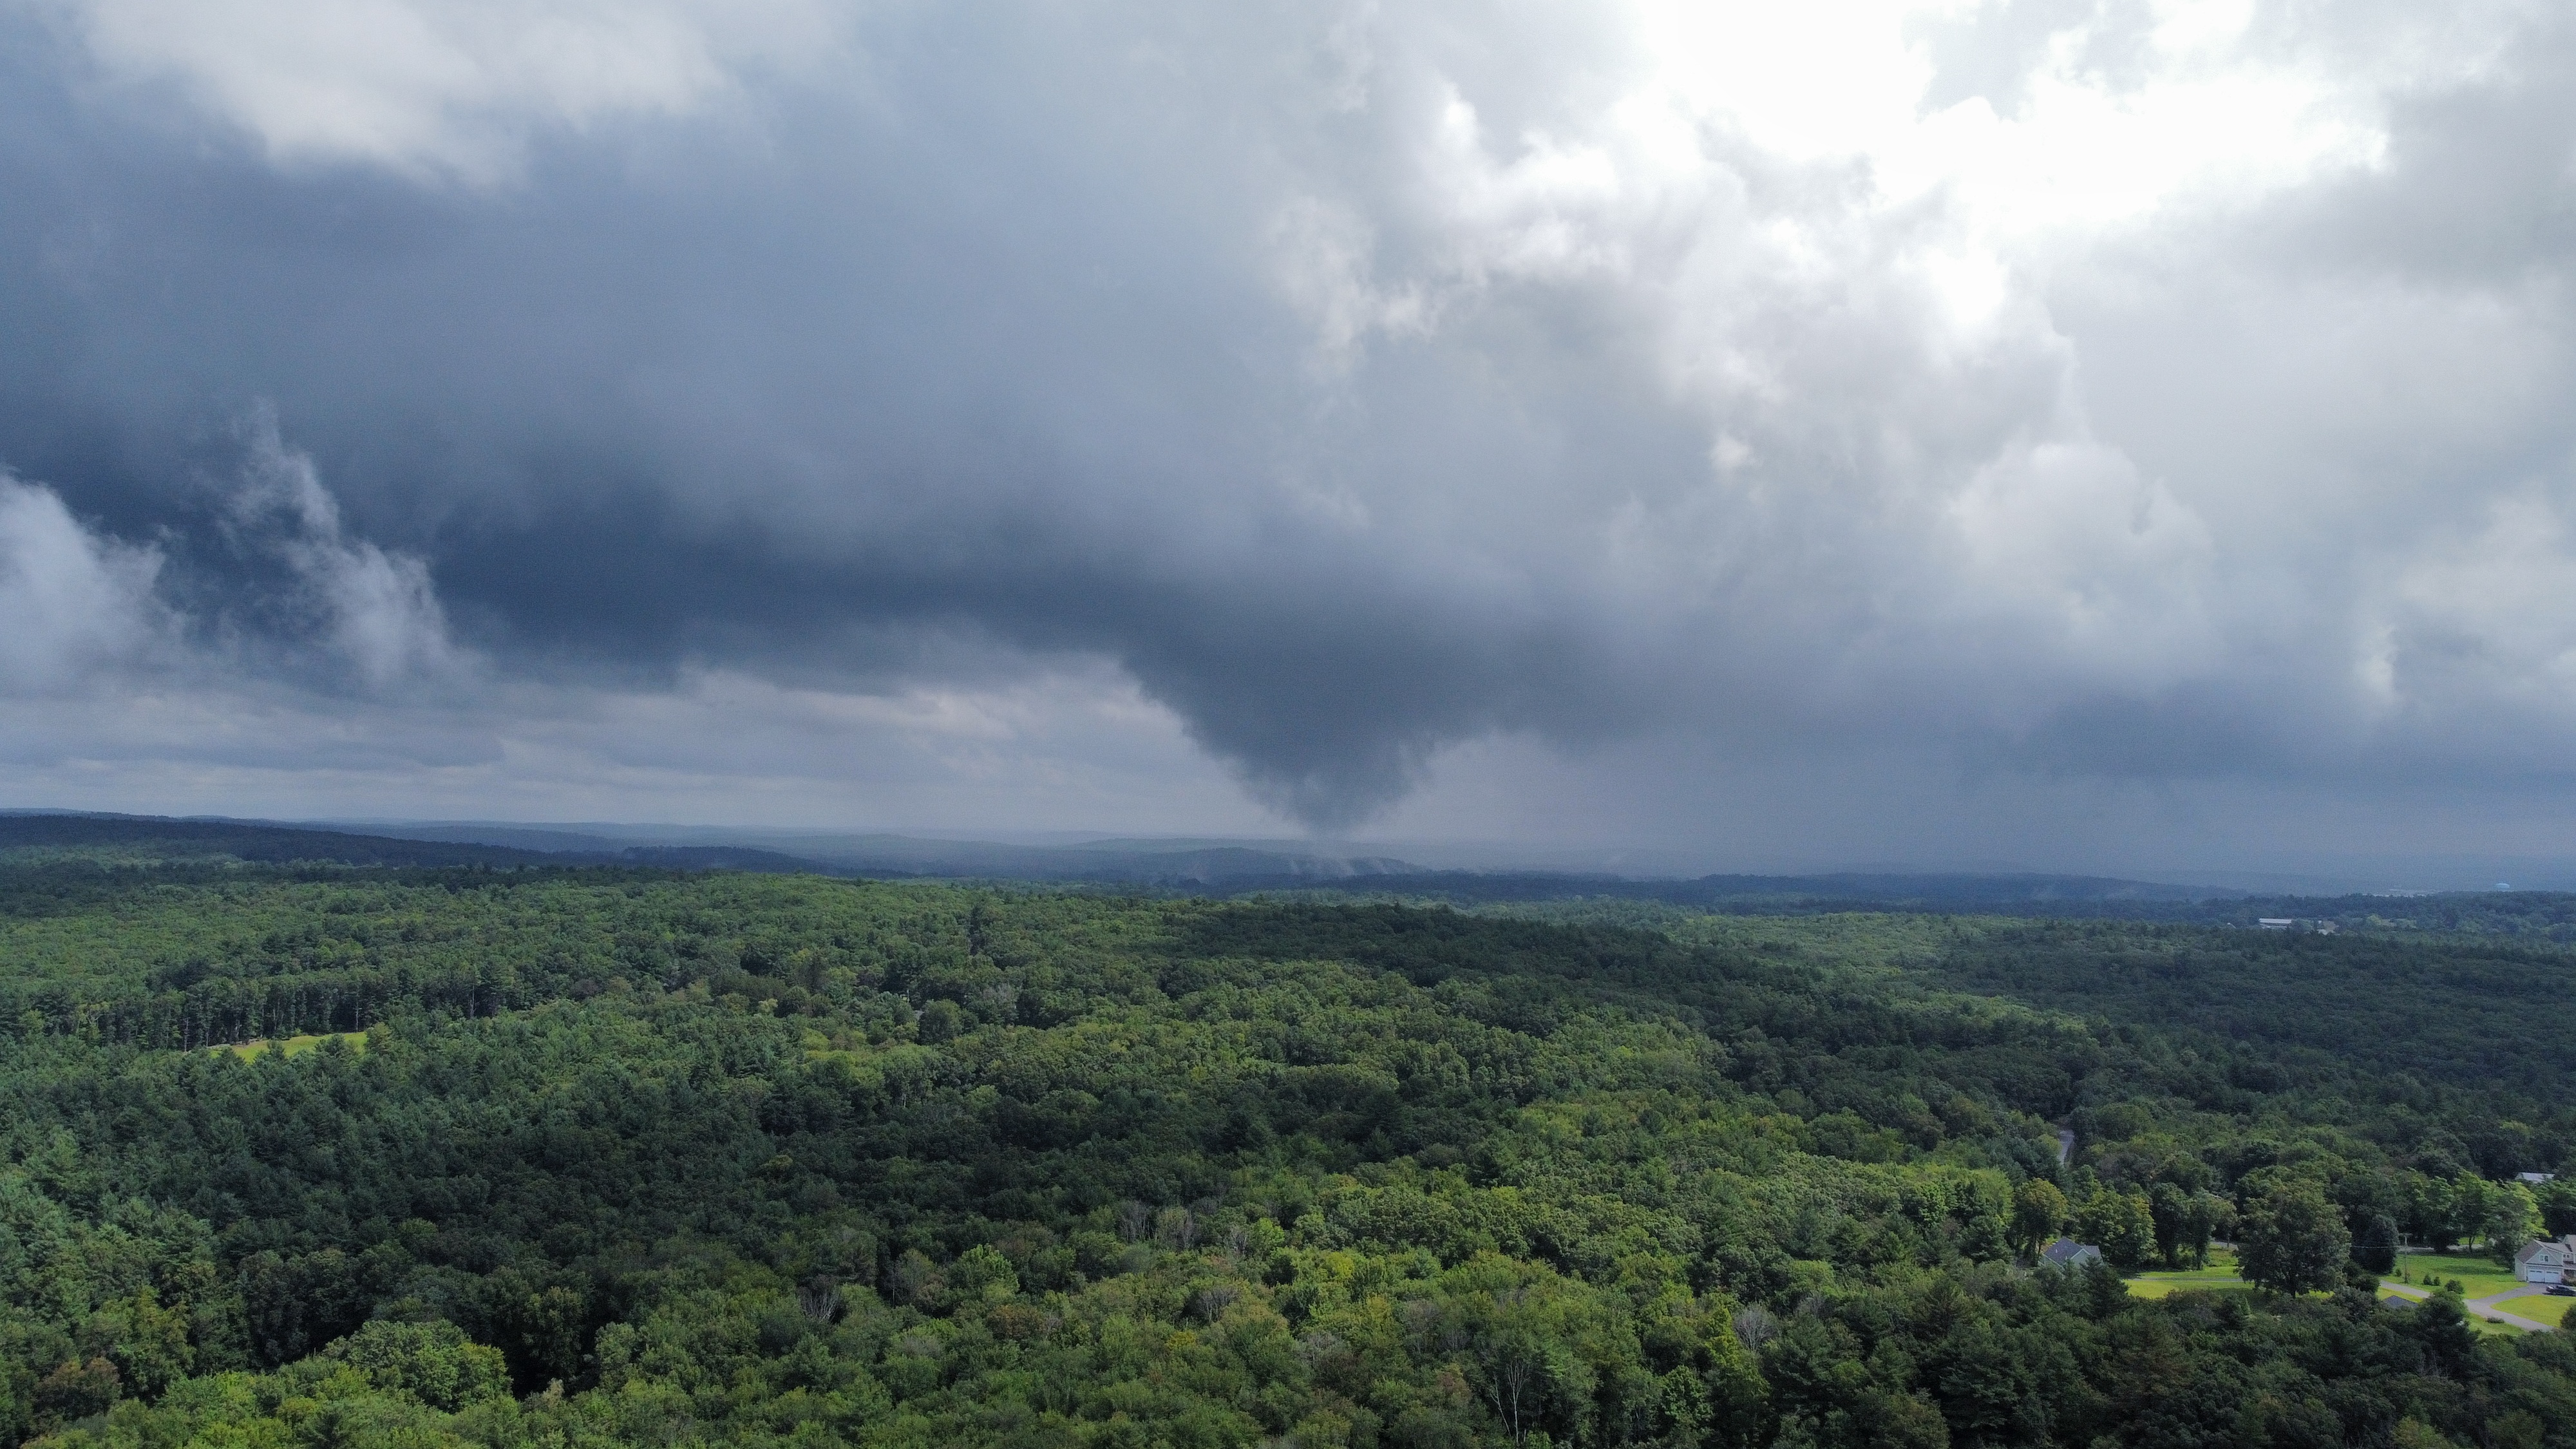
[2040,1239,2104,1270]
[2515,1237,2575,1284]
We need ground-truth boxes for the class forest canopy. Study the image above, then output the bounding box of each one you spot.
[0,857,2570,1448]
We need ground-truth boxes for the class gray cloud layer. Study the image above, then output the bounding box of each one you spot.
[3,0,2575,862]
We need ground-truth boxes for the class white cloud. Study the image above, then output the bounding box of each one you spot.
[0,474,166,694]
[1254,0,2576,775]
[39,0,842,182]
[225,411,465,688]
[0,408,466,712]
[1942,436,2216,694]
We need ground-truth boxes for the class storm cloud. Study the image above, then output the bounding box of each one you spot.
[3,0,2575,869]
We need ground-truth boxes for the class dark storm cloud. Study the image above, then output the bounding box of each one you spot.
[0,3,1705,824]
[5,0,2576,847]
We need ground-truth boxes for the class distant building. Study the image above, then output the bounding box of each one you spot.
[2258,918,2294,930]
[2518,1172,2556,1186]
[2040,1239,2104,1270]
[2515,1238,2575,1284]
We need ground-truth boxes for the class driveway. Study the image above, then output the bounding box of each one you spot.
[2382,1281,2557,1332]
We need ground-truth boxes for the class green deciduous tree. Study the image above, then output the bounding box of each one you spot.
[2235,1184,2351,1294]
[2354,1214,2400,1275]
[2010,1180,2068,1261]
[2485,1181,2542,1267]
[2146,1182,2226,1269]
[2074,1188,2157,1273]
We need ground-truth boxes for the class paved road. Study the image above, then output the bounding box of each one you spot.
[2382,1281,2556,1332]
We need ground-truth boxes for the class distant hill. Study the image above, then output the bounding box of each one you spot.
[1202,867,2239,909]
[0,812,2248,906]
[43,814,2576,936]
[0,812,574,868]
[0,813,1414,887]
[325,822,644,855]
[0,813,840,875]
[331,821,1419,886]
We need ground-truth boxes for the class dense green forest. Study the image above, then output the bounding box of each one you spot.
[1,855,2573,1448]
[1511,908,2576,1124]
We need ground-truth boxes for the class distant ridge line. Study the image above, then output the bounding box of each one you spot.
[0,810,2230,900]
[23,813,2573,934]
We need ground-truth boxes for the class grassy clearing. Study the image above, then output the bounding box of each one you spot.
[2391,1251,2521,1300]
[2127,1251,2250,1298]
[215,1030,369,1060]
[2123,1253,2557,1338]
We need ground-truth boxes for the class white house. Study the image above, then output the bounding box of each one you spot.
[2514,1238,2575,1284]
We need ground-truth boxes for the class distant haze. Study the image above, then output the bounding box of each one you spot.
[3,2,2575,878]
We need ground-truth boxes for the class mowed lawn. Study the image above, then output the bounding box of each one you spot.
[2392,1251,2524,1300]
[2512,1293,2576,1329]
[2128,1250,2564,1336]
[2127,1251,2251,1298]
[2126,1248,2535,1303]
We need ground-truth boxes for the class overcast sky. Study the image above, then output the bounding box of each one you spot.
[2,0,2573,877]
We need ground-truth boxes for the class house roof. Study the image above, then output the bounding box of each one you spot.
[2040,1238,2102,1266]
[2515,1240,2566,1266]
